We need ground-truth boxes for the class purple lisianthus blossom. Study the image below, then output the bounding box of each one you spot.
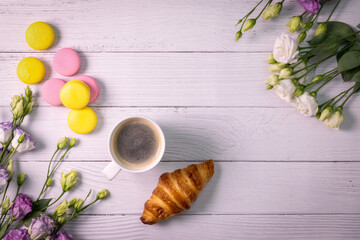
[298,0,321,13]
[3,229,30,240]
[11,127,36,153]
[10,193,33,220]
[0,121,13,144]
[28,214,55,240]
[50,229,75,240]
[0,166,11,190]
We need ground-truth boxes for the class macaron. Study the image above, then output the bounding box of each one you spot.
[53,48,81,76]
[68,107,97,134]
[60,80,90,109]
[41,78,66,106]
[26,22,55,50]
[76,75,100,103]
[17,57,46,84]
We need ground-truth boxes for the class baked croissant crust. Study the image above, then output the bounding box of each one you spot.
[140,160,215,224]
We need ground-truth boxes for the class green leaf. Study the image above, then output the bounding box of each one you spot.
[353,82,360,93]
[337,42,360,62]
[32,198,52,211]
[23,211,43,227]
[341,67,360,82]
[351,70,360,83]
[338,51,360,72]
[0,218,10,238]
[310,36,339,57]
[357,23,360,29]
[309,21,356,46]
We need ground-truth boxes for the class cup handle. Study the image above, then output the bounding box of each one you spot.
[102,161,122,180]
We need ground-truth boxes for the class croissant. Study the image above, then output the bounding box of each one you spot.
[140,160,214,224]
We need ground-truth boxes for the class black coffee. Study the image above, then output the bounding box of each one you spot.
[114,120,159,167]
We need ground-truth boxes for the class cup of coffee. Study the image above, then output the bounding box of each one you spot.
[102,117,165,180]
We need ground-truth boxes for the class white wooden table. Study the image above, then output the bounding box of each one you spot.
[1,0,360,239]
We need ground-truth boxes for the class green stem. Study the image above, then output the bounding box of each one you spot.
[254,0,273,20]
[0,119,16,163]
[1,142,20,166]
[340,91,355,108]
[330,87,354,107]
[313,72,340,93]
[326,0,341,22]
[39,191,65,212]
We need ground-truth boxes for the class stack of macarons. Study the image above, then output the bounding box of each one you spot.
[16,21,99,134]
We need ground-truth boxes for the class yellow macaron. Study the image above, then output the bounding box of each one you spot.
[26,22,55,50]
[17,57,46,84]
[60,80,90,109]
[68,107,97,134]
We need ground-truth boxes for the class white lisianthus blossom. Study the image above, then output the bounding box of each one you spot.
[293,92,318,117]
[0,122,13,144]
[273,33,299,64]
[273,79,296,102]
[324,109,344,130]
[11,128,36,152]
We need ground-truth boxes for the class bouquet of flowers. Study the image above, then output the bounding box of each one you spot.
[235,0,360,130]
[0,87,109,239]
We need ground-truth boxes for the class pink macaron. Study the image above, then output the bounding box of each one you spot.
[76,75,100,103]
[53,48,81,76]
[41,78,66,106]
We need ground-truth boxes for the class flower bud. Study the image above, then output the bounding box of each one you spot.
[60,170,78,192]
[279,68,293,79]
[263,2,283,20]
[269,63,286,73]
[304,22,313,30]
[266,54,277,64]
[319,106,333,121]
[57,137,68,150]
[18,133,25,144]
[13,99,24,119]
[1,196,10,214]
[324,108,344,130]
[46,177,52,187]
[57,214,67,224]
[74,199,84,211]
[69,198,78,207]
[243,19,256,32]
[54,200,70,217]
[11,95,21,110]
[312,75,323,83]
[297,32,307,44]
[17,173,26,186]
[315,22,327,36]
[69,138,76,148]
[265,75,280,86]
[24,101,34,115]
[292,85,305,97]
[235,19,242,26]
[287,16,302,33]
[25,86,32,98]
[235,31,242,41]
[7,159,13,177]
[96,189,109,200]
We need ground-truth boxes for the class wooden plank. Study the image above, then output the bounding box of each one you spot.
[0,53,359,107]
[64,214,360,240]
[9,162,360,215]
[2,106,359,162]
[0,0,358,52]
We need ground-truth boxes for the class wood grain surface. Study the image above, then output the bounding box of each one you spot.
[0,0,359,239]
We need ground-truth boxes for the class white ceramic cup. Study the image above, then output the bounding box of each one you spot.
[102,116,165,180]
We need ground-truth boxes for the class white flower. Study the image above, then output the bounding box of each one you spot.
[0,122,13,144]
[273,33,299,64]
[11,128,36,152]
[324,110,344,130]
[273,79,296,102]
[293,92,318,117]
[0,167,10,190]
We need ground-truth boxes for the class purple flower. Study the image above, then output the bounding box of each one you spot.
[0,121,13,144]
[11,128,36,153]
[28,214,55,240]
[0,166,11,190]
[50,229,75,240]
[10,193,33,220]
[3,229,30,240]
[298,0,321,13]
